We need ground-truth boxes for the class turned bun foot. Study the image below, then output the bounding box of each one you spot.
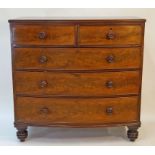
[17,129,28,142]
[127,126,139,141]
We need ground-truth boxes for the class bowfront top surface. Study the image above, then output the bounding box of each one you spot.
[8,18,146,23]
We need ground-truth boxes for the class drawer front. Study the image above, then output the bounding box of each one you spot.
[12,25,75,45]
[14,47,141,70]
[79,25,142,45]
[16,96,139,124]
[15,71,140,96]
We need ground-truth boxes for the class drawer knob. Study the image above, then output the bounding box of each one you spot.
[39,55,48,63]
[106,29,115,40]
[106,81,113,88]
[40,107,49,114]
[106,55,114,63]
[39,80,48,88]
[106,107,113,114]
[38,32,47,39]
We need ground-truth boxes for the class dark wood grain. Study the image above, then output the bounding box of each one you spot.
[14,47,141,70]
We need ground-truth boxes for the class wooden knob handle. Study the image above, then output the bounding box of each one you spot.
[106,107,113,114]
[106,55,114,63]
[40,107,49,114]
[39,55,48,63]
[38,32,46,39]
[106,81,113,88]
[106,29,115,40]
[39,80,48,88]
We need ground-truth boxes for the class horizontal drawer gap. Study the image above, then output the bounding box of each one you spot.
[15,94,139,99]
[13,44,76,48]
[12,44,142,48]
[79,45,142,48]
[15,68,141,73]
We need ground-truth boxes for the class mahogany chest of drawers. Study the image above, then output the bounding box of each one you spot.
[9,19,146,142]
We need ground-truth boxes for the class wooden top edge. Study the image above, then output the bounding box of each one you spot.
[8,18,146,23]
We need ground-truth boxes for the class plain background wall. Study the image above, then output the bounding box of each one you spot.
[0,8,155,145]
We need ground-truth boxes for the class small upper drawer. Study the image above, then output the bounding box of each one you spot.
[12,24,75,46]
[79,25,142,46]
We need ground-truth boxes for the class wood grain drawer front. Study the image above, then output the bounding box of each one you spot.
[79,25,142,46]
[12,25,75,46]
[15,71,140,97]
[16,96,139,124]
[14,47,141,70]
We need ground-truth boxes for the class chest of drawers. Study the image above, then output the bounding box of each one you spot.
[9,19,145,142]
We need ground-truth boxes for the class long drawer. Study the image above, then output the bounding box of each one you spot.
[15,96,139,124]
[15,71,140,97]
[14,47,141,70]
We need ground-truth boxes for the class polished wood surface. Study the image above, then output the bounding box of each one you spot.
[15,71,140,96]
[16,96,139,124]
[9,19,145,141]
[14,47,141,70]
[79,25,142,45]
[12,25,75,45]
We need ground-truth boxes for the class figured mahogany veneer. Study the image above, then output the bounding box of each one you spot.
[9,19,146,142]
[12,25,75,46]
[79,25,142,45]
[14,48,141,70]
[16,96,139,124]
[15,71,140,96]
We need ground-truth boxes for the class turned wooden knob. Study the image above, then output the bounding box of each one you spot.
[106,81,113,88]
[39,55,48,63]
[39,80,48,88]
[106,29,115,40]
[38,32,47,39]
[106,107,113,114]
[106,55,115,63]
[40,107,49,114]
